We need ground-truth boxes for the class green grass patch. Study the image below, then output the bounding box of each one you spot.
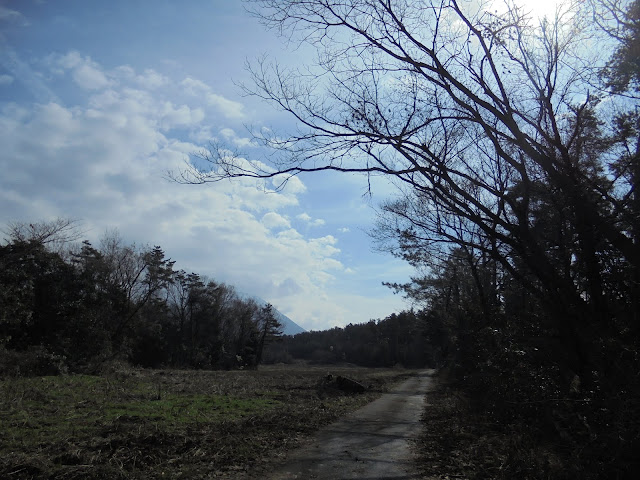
[105,393,282,425]
[0,366,417,479]
[1,374,282,450]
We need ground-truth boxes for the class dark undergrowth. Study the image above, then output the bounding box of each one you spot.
[414,372,640,480]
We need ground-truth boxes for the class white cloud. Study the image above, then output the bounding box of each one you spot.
[0,6,29,26]
[189,126,213,143]
[0,50,412,331]
[220,127,253,147]
[273,174,306,194]
[296,212,324,226]
[180,77,245,119]
[206,93,245,119]
[50,51,111,90]
[309,235,340,258]
[180,77,209,96]
[1,47,60,103]
[73,63,110,90]
[114,65,136,78]
[261,212,290,230]
[275,277,303,297]
[338,227,350,233]
[57,51,82,70]
[161,102,204,130]
[137,69,168,89]
[0,54,366,330]
[0,74,14,85]
[114,66,168,89]
[277,228,303,240]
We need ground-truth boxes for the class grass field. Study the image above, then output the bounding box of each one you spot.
[0,364,415,479]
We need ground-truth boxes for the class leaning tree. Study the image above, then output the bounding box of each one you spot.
[175,0,639,388]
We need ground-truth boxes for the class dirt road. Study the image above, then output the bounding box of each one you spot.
[267,370,435,479]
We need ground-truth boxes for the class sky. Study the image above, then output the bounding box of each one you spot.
[0,0,560,331]
[0,0,418,332]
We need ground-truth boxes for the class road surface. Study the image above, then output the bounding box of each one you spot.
[267,370,435,479]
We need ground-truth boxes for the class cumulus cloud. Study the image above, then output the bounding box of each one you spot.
[207,93,245,119]
[219,127,253,147]
[0,52,373,330]
[114,65,168,89]
[273,175,306,195]
[261,212,290,230]
[179,77,209,96]
[180,77,245,119]
[160,102,204,130]
[136,69,168,89]
[189,125,213,143]
[73,62,110,90]
[275,277,302,296]
[50,51,111,90]
[297,212,325,227]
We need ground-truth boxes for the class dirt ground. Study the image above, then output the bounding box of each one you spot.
[266,370,436,479]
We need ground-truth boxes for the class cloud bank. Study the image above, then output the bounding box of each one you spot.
[0,51,395,330]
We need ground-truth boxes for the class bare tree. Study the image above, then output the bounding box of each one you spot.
[174,0,637,383]
[255,303,283,366]
[98,230,175,346]
[3,218,83,254]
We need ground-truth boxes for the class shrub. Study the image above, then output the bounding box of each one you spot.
[0,346,68,377]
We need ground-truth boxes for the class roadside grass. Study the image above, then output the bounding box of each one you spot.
[414,380,578,480]
[0,365,415,479]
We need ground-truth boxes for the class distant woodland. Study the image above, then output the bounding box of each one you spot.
[0,219,441,376]
[0,219,286,374]
[264,310,443,368]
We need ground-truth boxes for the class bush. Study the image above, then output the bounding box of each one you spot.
[0,346,68,377]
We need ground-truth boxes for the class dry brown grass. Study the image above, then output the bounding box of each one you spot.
[0,364,415,479]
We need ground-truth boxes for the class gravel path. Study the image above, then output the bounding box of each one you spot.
[268,370,435,479]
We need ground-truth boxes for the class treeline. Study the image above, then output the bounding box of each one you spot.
[0,220,282,375]
[266,309,443,368]
[380,243,640,475]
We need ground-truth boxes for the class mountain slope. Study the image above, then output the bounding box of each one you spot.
[239,293,306,336]
[270,307,306,336]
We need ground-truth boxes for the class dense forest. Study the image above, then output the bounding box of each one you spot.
[265,309,445,367]
[0,220,285,374]
[0,219,438,376]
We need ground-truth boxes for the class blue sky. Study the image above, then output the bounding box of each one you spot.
[0,0,562,330]
[0,0,416,331]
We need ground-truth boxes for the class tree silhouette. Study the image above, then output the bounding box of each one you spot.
[173,0,639,387]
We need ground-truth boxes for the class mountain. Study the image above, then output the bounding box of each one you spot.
[238,293,306,336]
[270,306,306,336]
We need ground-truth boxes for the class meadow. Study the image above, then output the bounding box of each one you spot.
[0,364,414,479]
